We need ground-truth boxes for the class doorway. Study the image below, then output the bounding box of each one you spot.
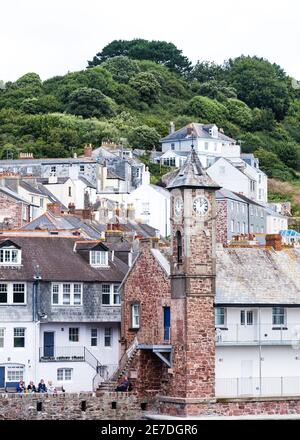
[43,332,55,357]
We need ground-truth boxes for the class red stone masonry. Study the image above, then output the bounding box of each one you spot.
[0,191,29,229]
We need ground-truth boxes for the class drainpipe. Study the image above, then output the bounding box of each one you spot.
[258,308,262,395]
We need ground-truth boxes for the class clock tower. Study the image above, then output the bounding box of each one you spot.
[163,147,221,416]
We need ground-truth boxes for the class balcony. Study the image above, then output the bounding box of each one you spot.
[216,376,300,398]
[215,323,300,346]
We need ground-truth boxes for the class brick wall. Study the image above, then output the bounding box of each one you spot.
[121,239,171,348]
[216,200,228,245]
[0,192,29,229]
[157,396,300,417]
[0,392,148,420]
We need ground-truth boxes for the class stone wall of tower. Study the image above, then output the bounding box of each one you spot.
[166,186,217,406]
[121,239,171,348]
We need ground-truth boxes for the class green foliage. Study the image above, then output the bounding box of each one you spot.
[101,56,140,83]
[129,72,161,104]
[127,125,160,149]
[67,87,117,118]
[187,96,228,125]
[226,56,290,120]
[225,98,253,128]
[0,40,299,189]
[88,39,192,74]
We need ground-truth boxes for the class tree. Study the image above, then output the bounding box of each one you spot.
[102,56,141,83]
[190,61,226,82]
[225,98,253,128]
[187,96,228,125]
[196,80,237,101]
[127,125,160,149]
[226,56,291,120]
[254,148,295,180]
[88,39,192,75]
[66,87,117,118]
[129,72,161,104]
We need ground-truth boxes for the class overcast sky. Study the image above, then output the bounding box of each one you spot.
[1,0,299,82]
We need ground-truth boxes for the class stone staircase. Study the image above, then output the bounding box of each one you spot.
[97,337,139,391]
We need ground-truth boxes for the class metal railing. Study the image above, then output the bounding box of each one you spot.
[216,376,300,398]
[215,323,300,345]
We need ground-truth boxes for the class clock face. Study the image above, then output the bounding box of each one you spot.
[193,197,209,216]
[174,196,183,216]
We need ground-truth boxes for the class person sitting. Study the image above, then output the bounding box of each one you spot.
[115,375,130,392]
[16,380,25,393]
[27,381,37,393]
[47,380,57,394]
[38,379,47,393]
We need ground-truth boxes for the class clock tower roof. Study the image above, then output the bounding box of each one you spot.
[167,148,221,190]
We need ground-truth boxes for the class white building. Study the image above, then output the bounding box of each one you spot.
[0,235,129,392]
[215,243,300,398]
[207,157,268,204]
[127,184,170,238]
[160,122,241,165]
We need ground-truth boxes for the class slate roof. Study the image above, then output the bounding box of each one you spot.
[21,212,105,238]
[160,123,235,143]
[0,236,128,283]
[0,158,96,166]
[167,148,220,190]
[0,187,30,204]
[139,246,300,305]
[215,247,300,305]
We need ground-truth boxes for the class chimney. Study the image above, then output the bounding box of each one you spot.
[141,166,150,185]
[169,121,175,134]
[126,203,135,221]
[68,202,76,214]
[266,234,283,251]
[186,123,193,136]
[84,144,93,158]
[219,128,224,134]
[47,203,62,216]
[19,152,34,159]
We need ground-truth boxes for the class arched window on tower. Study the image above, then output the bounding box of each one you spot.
[176,231,183,263]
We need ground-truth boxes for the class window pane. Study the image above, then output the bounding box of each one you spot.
[0,284,7,303]
[13,284,25,303]
[104,328,112,347]
[69,328,79,342]
[102,294,110,305]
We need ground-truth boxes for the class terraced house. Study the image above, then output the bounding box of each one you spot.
[0,234,129,392]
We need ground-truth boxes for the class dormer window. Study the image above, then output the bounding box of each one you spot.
[0,248,21,265]
[90,250,108,267]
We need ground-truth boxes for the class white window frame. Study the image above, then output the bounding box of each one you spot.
[91,328,98,347]
[57,368,73,381]
[90,250,108,267]
[241,310,254,326]
[0,248,21,266]
[14,327,26,348]
[101,284,121,306]
[215,307,226,327]
[272,307,286,327]
[69,327,79,342]
[131,304,140,329]
[0,283,26,305]
[104,327,112,347]
[6,365,24,382]
[51,283,82,306]
[0,328,4,348]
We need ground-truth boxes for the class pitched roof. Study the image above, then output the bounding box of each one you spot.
[160,123,235,143]
[136,246,300,305]
[0,236,128,282]
[0,187,30,204]
[167,148,220,190]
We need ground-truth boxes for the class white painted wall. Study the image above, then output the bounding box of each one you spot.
[266,214,288,234]
[127,184,170,237]
[207,158,250,198]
